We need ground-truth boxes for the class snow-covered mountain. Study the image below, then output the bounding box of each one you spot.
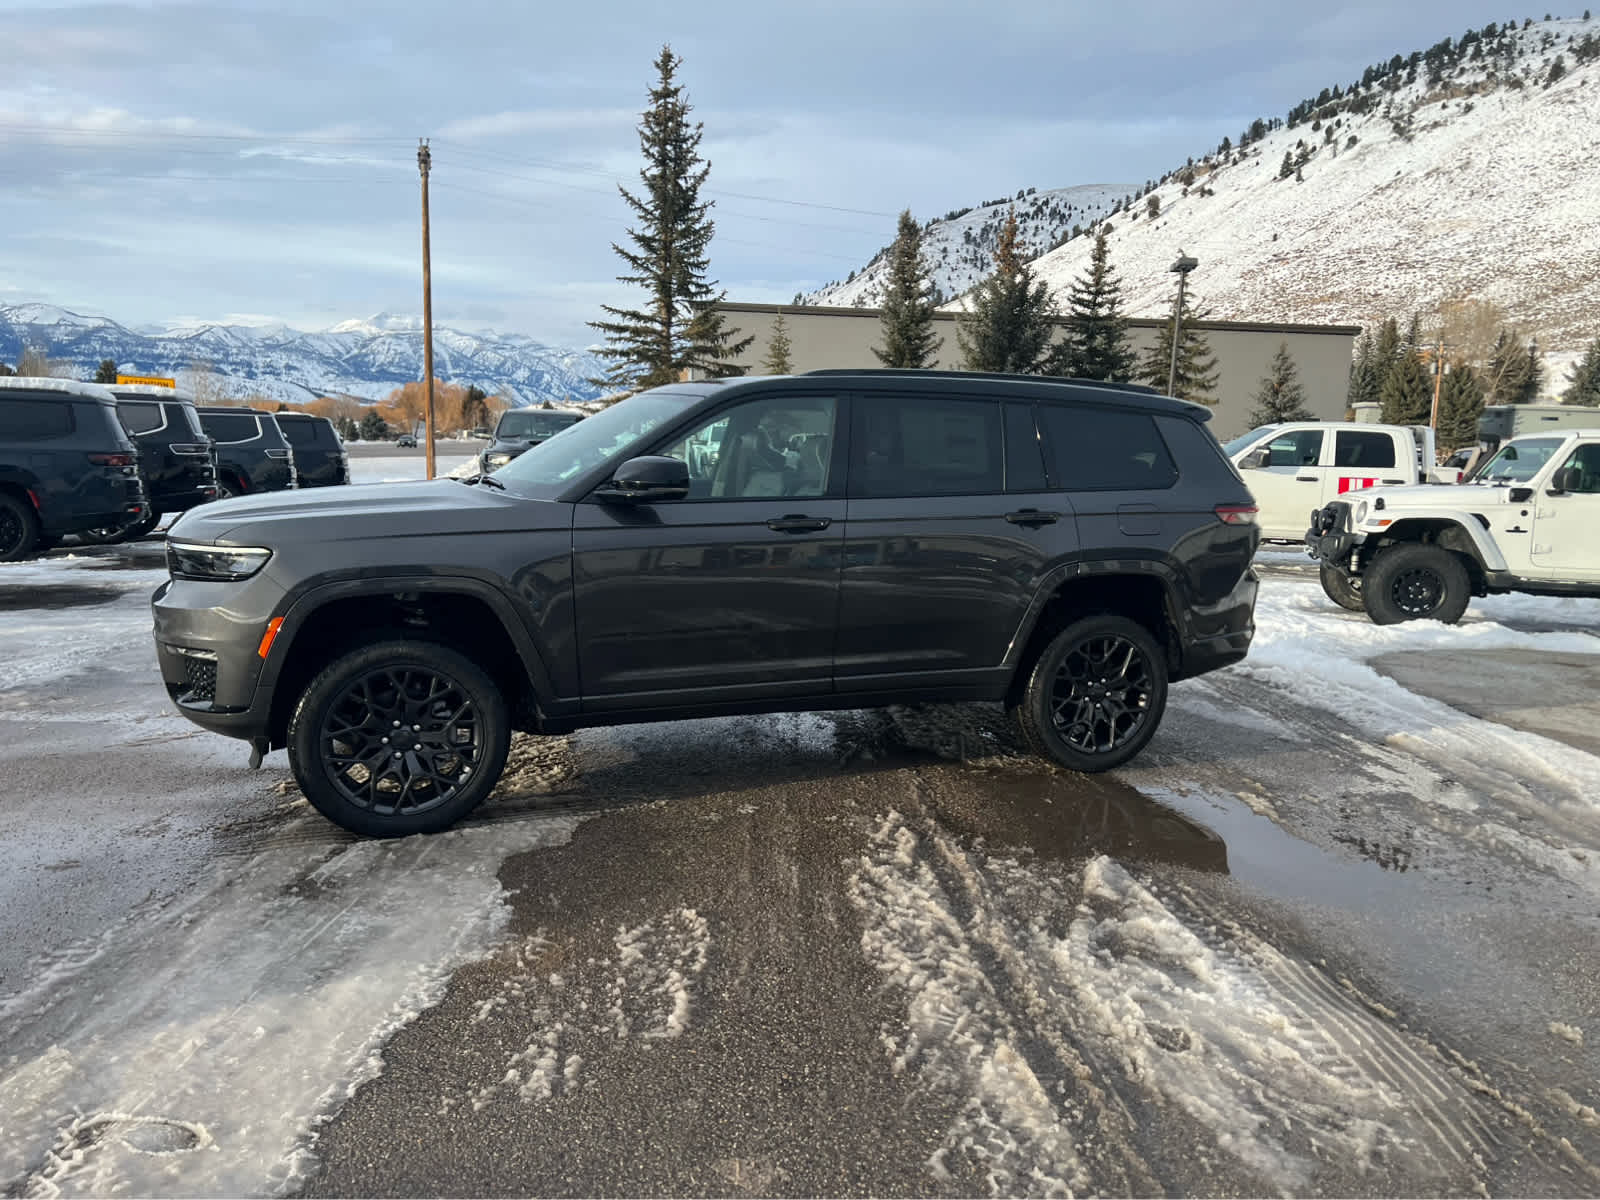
[0,305,608,406]
[802,184,1130,307]
[1018,15,1600,357]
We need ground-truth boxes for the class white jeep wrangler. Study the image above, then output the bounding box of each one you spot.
[1304,430,1600,624]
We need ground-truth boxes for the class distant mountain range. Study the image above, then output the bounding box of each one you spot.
[0,305,608,406]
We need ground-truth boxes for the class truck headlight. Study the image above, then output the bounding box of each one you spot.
[484,452,512,469]
[1354,499,1369,524]
[167,540,272,581]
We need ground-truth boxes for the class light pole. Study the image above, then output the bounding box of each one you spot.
[1167,251,1199,398]
[418,138,436,481]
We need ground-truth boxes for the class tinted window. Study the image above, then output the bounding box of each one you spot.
[850,395,1002,498]
[1334,430,1397,469]
[171,404,207,440]
[1038,405,1178,490]
[117,401,165,435]
[281,418,337,448]
[497,410,584,439]
[660,395,837,499]
[0,398,74,440]
[1262,428,1324,468]
[201,412,260,443]
[1004,402,1047,491]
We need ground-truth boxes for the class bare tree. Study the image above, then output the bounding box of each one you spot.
[179,360,238,406]
[17,345,69,377]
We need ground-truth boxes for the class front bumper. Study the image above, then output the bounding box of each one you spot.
[152,573,282,740]
[1304,501,1357,565]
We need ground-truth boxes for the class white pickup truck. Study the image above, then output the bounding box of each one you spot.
[1305,429,1600,623]
[1223,422,1454,541]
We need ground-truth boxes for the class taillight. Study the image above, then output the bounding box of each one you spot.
[171,443,211,457]
[1214,504,1258,525]
[89,452,135,467]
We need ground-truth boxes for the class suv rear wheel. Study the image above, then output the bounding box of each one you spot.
[0,494,40,561]
[287,639,511,837]
[1362,543,1470,625]
[1015,614,1169,773]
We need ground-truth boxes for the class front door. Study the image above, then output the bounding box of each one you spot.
[1531,441,1600,578]
[1241,426,1327,539]
[572,392,845,709]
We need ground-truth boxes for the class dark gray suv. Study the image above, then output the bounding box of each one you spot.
[152,370,1260,836]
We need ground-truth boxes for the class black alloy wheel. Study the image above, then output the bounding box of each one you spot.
[1015,614,1170,773]
[288,640,510,836]
[0,494,40,562]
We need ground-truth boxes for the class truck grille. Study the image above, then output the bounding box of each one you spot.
[182,656,218,702]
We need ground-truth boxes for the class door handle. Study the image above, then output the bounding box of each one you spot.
[766,515,831,532]
[1381,478,1405,484]
[1295,475,1319,482]
[1004,509,1060,526]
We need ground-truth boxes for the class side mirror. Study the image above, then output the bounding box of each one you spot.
[1547,467,1575,495]
[1240,449,1269,470]
[596,456,690,503]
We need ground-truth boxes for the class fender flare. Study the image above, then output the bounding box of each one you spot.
[1002,554,1186,670]
[1372,514,1509,574]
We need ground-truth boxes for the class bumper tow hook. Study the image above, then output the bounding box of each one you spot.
[247,737,269,770]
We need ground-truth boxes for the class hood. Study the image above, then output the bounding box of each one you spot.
[1346,481,1511,510]
[168,478,567,546]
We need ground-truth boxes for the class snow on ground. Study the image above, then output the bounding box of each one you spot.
[347,455,475,485]
[0,556,169,694]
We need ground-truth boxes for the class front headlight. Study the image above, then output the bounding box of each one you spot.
[484,452,512,470]
[1353,499,1370,524]
[167,540,272,581]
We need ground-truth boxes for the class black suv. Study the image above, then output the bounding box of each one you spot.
[197,407,297,497]
[77,385,219,542]
[273,412,350,488]
[0,378,148,560]
[153,371,1259,836]
[479,406,585,474]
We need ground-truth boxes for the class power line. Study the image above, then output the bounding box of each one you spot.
[0,122,410,145]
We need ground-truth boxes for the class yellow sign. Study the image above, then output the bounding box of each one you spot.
[115,374,177,388]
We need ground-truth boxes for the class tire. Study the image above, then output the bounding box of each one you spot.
[75,525,129,545]
[0,493,40,562]
[1362,543,1471,626]
[287,639,512,837]
[1319,563,1365,612]
[1015,614,1169,774]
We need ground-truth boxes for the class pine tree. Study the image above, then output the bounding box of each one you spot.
[1049,230,1136,381]
[1562,335,1600,406]
[589,46,753,393]
[1436,363,1487,449]
[1247,343,1315,426]
[1379,349,1431,423]
[761,313,795,375]
[1139,286,1219,403]
[1370,317,1403,398]
[955,211,1057,374]
[359,410,388,441]
[94,359,118,384]
[872,210,942,368]
[1347,329,1382,409]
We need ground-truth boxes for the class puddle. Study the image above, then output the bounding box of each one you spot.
[0,584,127,611]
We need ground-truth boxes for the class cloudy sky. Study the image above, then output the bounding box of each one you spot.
[2,0,1525,347]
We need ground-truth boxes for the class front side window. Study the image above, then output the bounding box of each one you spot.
[1476,437,1565,484]
[494,388,700,497]
[659,395,837,499]
[1263,428,1324,468]
[0,398,74,440]
[201,412,260,443]
[117,401,165,435]
[850,394,1002,498]
[1038,405,1178,490]
[1333,430,1397,469]
[1557,443,1600,494]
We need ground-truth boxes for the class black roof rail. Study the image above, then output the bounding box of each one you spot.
[800,368,1163,396]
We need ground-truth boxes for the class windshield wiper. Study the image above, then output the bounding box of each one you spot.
[475,474,506,490]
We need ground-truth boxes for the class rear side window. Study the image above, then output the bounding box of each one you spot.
[201,412,260,443]
[1334,430,1397,469]
[117,401,165,435]
[849,394,1003,497]
[1037,405,1178,490]
[171,404,207,440]
[0,398,75,440]
[282,419,337,448]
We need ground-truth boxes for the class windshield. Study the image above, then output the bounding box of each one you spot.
[1474,436,1565,484]
[493,389,700,497]
[1222,426,1277,456]
[495,410,585,439]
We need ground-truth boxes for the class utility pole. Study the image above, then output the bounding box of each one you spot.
[418,138,436,481]
[1166,251,1199,398]
[1428,334,1446,430]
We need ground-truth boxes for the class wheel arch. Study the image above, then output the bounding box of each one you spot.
[1370,516,1503,586]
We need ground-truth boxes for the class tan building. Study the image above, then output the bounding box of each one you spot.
[719,302,1360,441]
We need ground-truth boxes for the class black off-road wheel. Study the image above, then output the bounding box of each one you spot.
[0,494,40,562]
[1319,563,1365,612]
[1362,543,1471,626]
[1015,614,1169,773]
[288,640,511,837]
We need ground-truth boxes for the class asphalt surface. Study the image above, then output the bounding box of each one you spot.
[2,543,1598,1196]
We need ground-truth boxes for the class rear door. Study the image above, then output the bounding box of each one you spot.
[1325,428,1408,504]
[834,391,1074,694]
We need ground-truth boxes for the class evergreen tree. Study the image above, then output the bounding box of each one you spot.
[1139,286,1219,403]
[1049,230,1136,381]
[1370,316,1403,397]
[1436,362,1487,449]
[1379,348,1431,423]
[1347,329,1382,408]
[1247,342,1315,426]
[1484,329,1540,404]
[1401,311,1425,359]
[761,313,795,375]
[872,209,942,368]
[956,211,1057,374]
[359,410,388,441]
[1561,335,1600,406]
[589,46,753,393]
[94,359,118,384]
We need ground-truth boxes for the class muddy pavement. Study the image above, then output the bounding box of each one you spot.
[303,697,1600,1198]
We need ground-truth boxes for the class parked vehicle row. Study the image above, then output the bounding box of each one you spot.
[477,406,586,475]
[0,377,352,556]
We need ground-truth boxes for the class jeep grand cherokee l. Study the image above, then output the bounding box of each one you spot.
[153,370,1259,837]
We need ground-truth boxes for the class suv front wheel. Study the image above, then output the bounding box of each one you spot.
[1015,614,1169,773]
[287,639,511,837]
